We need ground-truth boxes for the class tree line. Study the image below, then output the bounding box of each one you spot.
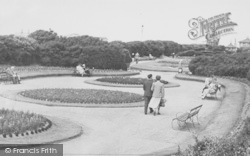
[0,29,226,70]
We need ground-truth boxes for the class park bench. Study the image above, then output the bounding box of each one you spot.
[204,84,222,99]
[73,68,94,77]
[172,104,203,130]
[0,72,13,83]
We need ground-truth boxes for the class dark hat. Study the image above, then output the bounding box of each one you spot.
[147,74,152,79]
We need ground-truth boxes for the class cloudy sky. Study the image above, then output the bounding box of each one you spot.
[0,0,249,45]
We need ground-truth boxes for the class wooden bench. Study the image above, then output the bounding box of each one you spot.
[204,84,222,99]
[73,68,94,77]
[172,105,203,130]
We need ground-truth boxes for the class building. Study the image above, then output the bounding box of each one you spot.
[226,43,237,52]
[239,38,250,48]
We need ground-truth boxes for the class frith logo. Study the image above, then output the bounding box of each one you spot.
[188,12,237,41]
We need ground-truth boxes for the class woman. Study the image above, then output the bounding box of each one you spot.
[148,75,165,115]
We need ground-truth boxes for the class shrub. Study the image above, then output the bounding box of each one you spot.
[188,53,250,79]
[247,70,250,81]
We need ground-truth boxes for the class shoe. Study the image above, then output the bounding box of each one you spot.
[157,112,161,115]
[153,111,156,116]
[149,110,153,113]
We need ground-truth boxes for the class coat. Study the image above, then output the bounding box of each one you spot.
[151,81,165,98]
[143,79,153,97]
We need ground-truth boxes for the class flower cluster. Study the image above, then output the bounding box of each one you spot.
[96,76,168,85]
[19,88,144,104]
[0,108,48,135]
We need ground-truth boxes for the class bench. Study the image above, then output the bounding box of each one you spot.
[204,84,222,99]
[73,68,94,77]
[172,105,203,130]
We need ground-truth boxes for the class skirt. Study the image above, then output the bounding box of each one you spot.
[148,97,161,109]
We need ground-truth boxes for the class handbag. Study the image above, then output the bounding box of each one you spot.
[160,98,166,107]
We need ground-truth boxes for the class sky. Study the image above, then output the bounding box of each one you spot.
[0,0,250,46]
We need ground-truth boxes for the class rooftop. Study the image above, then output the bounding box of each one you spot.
[239,38,250,43]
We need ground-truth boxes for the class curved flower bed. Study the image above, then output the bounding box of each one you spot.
[19,89,144,104]
[96,76,168,85]
[0,108,51,138]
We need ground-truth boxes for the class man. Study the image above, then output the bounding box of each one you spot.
[143,74,154,115]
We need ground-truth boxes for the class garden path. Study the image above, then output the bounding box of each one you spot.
[0,71,224,155]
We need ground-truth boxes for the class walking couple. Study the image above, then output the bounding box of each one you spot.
[143,74,165,116]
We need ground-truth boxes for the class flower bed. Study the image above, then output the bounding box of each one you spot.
[0,108,51,138]
[19,89,144,104]
[96,76,168,85]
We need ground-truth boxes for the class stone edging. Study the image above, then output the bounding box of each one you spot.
[20,71,140,80]
[152,73,249,156]
[84,79,180,88]
[224,80,250,139]
[0,116,82,146]
[0,90,144,108]
[175,73,250,139]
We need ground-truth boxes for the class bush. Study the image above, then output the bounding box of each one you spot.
[183,136,248,156]
[188,53,250,78]
[247,70,250,81]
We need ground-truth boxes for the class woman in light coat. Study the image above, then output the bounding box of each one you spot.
[148,75,165,115]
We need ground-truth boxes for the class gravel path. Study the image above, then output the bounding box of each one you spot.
[0,70,228,155]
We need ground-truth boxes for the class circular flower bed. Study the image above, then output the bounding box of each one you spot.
[19,89,144,104]
[96,76,168,85]
[0,108,51,138]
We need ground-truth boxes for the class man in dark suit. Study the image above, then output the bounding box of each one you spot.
[143,74,154,114]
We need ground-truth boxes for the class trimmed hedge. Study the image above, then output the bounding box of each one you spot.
[188,53,250,78]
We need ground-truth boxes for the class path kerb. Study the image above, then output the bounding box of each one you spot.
[172,74,249,153]
[0,116,83,146]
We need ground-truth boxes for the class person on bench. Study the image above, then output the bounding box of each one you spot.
[201,81,220,99]
[6,66,21,84]
[76,63,84,77]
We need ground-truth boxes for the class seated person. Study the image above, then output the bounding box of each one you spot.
[82,64,86,70]
[6,66,21,84]
[202,76,213,93]
[201,82,220,99]
[84,67,91,76]
[76,64,84,76]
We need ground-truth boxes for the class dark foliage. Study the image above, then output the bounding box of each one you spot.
[189,53,250,78]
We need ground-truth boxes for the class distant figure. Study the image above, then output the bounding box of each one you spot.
[178,59,183,73]
[149,54,153,59]
[143,74,154,115]
[6,66,21,84]
[82,64,86,70]
[148,75,165,115]
[76,63,84,76]
[135,52,140,64]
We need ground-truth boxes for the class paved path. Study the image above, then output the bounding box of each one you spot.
[0,71,224,155]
